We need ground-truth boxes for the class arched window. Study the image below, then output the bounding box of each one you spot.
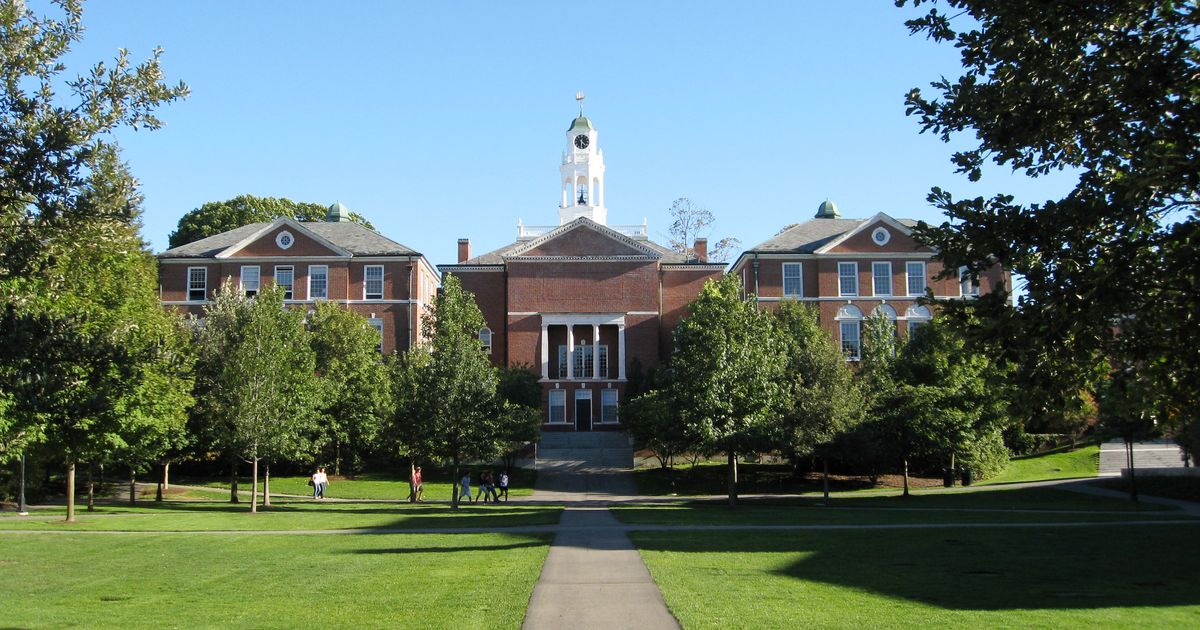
[872,304,897,320]
[479,327,492,354]
[835,305,863,360]
[905,305,932,337]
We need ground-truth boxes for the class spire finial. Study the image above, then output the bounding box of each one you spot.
[575,91,586,116]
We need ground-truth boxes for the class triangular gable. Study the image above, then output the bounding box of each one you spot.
[508,218,661,259]
[815,213,933,254]
[216,217,353,258]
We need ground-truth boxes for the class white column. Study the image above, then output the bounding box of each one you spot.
[540,324,549,380]
[571,177,578,207]
[566,324,574,380]
[617,324,626,380]
[592,324,600,379]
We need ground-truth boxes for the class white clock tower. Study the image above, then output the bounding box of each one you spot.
[558,93,607,225]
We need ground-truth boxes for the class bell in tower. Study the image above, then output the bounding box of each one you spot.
[558,92,607,225]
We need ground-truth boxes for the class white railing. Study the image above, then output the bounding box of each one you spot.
[516,221,648,241]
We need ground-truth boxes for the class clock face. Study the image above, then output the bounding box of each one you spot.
[574,134,590,149]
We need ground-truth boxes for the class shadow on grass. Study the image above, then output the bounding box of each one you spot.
[632,524,1200,610]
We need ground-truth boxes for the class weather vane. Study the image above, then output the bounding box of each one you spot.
[576,91,585,116]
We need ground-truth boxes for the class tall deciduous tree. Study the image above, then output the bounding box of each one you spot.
[665,197,742,262]
[168,195,375,248]
[774,301,864,500]
[394,275,499,509]
[669,275,787,505]
[898,0,1199,442]
[494,365,542,472]
[308,301,391,476]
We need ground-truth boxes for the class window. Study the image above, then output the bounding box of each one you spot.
[368,318,384,354]
[838,262,858,296]
[840,321,861,361]
[275,231,294,249]
[906,305,932,337]
[364,265,384,300]
[480,327,492,354]
[187,267,207,301]
[240,266,260,297]
[782,262,802,298]
[601,389,619,423]
[959,266,980,297]
[573,346,591,377]
[549,389,566,423]
[599,346,609,378]
[906,262,926,296]
[274,266,294,300]
[308,265,328,300]
[872,262,892,296]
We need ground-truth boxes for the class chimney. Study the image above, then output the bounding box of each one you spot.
[694,238,708,263]
[457,238,471,263]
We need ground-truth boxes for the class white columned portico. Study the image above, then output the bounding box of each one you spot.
[617,323,626,380]
[540,324,549,379]
[591,324,600,379]
[566,324,575,380]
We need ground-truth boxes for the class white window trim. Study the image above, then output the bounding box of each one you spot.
[600,389,619,424]
[840,320,861,362]
[368,318,384,354]
[274,265,295,300]
[364,265,384,300]
[240,265,260,296]
[480,327,493,354]
[906,261,926,297]
[548,389,567,424]
[959,266,980,297]
[187,267,207,302]
[275,231,295,249]
[838,261,858,297]
[872,261,892,297]
[782,262,803,298]
[308,265,329,300]
[871,227,891,246]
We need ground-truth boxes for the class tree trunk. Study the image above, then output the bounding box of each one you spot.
[163,461,170,490]
[451,458,461,510]
[263,464,271,507]
[65,459,77,523]
[250,458,259,513]
[822,456,830,503]
[87,463,95,512]
[408,462,416,503]
[129,466,137,506]
[727,451,738,506]
[335,438,342,476]
[1125,436,1139,502]
[230,461,240,503]
[902,458,911,498]
[156,463,166,502]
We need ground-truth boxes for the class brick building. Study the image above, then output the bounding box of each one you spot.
[729,199,1009,359]
[157,203,439,355]
[439,109,725,431]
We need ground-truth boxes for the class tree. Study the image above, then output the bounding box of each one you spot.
[668,275,787,505]
[898,1,1199,449]
[773,301,864,500]
[393,275,499,509]
[665,198,742,262]
[168,195,375,248]
[308,301,391,476]
[1098,364,1161,502]
[194,284,320,512]
[624,385,702,471]
[494,365,541,471]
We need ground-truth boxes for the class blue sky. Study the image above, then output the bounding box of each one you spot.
[64,1,1077,266]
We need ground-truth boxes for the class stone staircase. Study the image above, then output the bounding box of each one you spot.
[536,431,634,470]
[1099,439,1188,476]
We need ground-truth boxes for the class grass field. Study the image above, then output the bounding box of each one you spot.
[984,444,1100,485]
[176,468,537,501]
[0,531,551,629]
[0,500,562,531]
[632,524,1200,629]
[1099,476,1200,502]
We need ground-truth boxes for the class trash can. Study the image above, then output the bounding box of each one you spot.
[942,468,955,487]
[960,467,973,487]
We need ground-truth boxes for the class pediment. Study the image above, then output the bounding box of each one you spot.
[217,218,351,258]
[819,214,934,255]
[509,219,659,259]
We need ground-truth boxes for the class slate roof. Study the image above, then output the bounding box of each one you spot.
[744,217,919,254]
[158,221,420,258]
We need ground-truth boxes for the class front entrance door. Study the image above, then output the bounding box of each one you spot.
[575,397,592,431]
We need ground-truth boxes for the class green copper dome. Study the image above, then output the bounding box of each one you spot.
[815,198,840,219]
[568,115,593,132]
[327,201,352,222]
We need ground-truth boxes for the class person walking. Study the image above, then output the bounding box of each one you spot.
[479,470,493,503]
[459,471,473,504]
[409,465,419,503]
[315,467,328,500]
[414,466,424,502]
[310,468,321,500]
[498,470,509,502]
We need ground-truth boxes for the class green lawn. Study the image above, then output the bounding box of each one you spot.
[984,444,1100,485]
[0,500,562,531]
[1099,476,1200,503]
[176,468,537,501]
[0,532,550,629]
[632,524,1200,629]
[632,462,883,497]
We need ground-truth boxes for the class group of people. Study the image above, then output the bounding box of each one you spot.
[458,470,508,503]
[309,467,328,500]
